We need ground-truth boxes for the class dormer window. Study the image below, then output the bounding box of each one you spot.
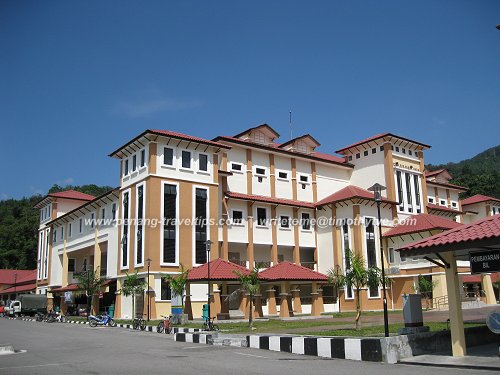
[296,141,308,153]
[364,150,368,156]
[253,131,266,144]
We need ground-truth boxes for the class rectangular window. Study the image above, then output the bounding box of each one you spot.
[452,202,457,208]
[372,148,376,154]
[342,221,353,299]
[68,223,72,237]
[163,184,177,264]
[348,155,352,161]
[132,155,137,171]
[101,208,106,220]
[112,203,117,220]
[396,170,404,210]
[405,173,413,212]
[140,149,146,167]
[402,148,406,154]
[257,208,267,226]
[280,215,290,228]
[199,154,208,172]
[301,212,311,230]
[124,159,129,175]
[231,163,242,172]
[161,280,172,301]
[136,185,144,265]
[232,210,243,225]
[91,213,95,228]
[365,218,379,298]
[79,218,83,233]
[356,153,360,159]
[122,192,129,268]
[53,230,57,243]
[195,188,208,264]
[61,227,64,240]
[299,175,309,183]
[413,175,421,213]
[164,147,174,166]
[278,171,288,179]
[364,150,368,156]
[388,248,395,264]
[181,150,191,169]
[440,199,446,206]
[428,197,434,203]
[409,150,413,156]
[395,146,400,152]
[255,167,266,175]
[380,146,384,152]
[68,259,75,273]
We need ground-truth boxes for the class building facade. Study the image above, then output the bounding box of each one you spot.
[35,125,498,318]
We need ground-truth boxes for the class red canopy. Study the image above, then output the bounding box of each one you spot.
[188,258,250,281]
[258,261,328,282]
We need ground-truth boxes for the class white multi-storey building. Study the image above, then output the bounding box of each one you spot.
[35,124,498,319]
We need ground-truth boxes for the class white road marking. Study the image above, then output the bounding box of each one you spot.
[233,352,268,359]
[0,363,68,370]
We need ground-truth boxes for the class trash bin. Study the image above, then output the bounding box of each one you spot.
[202,304,208,320]
[108,304,115,318]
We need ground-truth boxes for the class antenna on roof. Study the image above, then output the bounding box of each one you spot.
[289,110,293,140]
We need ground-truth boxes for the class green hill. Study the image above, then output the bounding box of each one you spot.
[0,184,113,269]
[426,145,500,199]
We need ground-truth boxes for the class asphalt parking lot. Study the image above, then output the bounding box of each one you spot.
[0,318,497,375]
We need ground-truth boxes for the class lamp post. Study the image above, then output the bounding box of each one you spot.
[146,258,152,322]
[368,183,390,337]
[205,240,212,323]
[14,273,17,299]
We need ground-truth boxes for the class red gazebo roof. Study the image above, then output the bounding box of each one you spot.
[188,258,250,281]
[258,261,328,282]
[383,214,462,238]
[397,214,500,256]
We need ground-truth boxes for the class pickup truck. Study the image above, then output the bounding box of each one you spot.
[5,294,47,316]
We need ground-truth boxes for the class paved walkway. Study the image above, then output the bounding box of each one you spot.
[399,343,500,371]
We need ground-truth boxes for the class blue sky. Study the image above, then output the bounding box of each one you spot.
[1,1,499,200]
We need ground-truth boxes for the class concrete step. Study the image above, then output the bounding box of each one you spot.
[211,335,247,347]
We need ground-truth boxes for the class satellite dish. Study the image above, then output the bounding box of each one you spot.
[486,310,500,334]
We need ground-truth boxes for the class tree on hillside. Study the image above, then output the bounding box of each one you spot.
[48,184,114,197]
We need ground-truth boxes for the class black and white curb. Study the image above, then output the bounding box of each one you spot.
[174,332,213,344]
[247,335,384,362]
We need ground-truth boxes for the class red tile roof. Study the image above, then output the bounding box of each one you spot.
[0,269,37,285]
[336,133,431,154]
[214,136,349,167]
[426,203,462,214]
[0,283,37,295]
[316,185,397,207]
[397,214,500,255]
[109,129,230,158]
[48,190,96,201]
[461,194,500,206]
[50,284,80,292]
[188,258,250,281]
[425,180,468,191]
[462,272,500,284]
[424,169,447,178]
[383,214,462,238]
[225,191,315,209]
[258,262,328,281]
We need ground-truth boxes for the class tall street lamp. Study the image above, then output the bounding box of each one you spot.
[368,183,390,337]
[205,240,212,323]
[146,258,152,322]
[14,273,17,299]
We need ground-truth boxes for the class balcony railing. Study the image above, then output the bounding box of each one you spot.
[229,259,247,267]
[255,261,271,269]
[301,262,316,270]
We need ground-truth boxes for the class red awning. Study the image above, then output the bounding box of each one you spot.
[188,259,250,281]
[258,261,328,282]
[463,272,500,284]
[0,283,37,295]
[51,284,80,293]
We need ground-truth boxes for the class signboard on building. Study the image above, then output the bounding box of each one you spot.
[171,293,183,315]
[469,249,500,274]
[64,291,73,303]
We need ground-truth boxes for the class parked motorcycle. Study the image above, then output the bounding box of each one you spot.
[88,312,116,327]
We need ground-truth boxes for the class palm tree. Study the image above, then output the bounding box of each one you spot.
[121,272,146,320]
[162,264,189,312]
[227,268,260,327]
[326,265,346,313]
[343,250,387,329]
[74,266,106,318]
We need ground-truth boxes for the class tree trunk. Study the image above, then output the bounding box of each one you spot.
[249,295,253,327]
[355,289,361,330]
